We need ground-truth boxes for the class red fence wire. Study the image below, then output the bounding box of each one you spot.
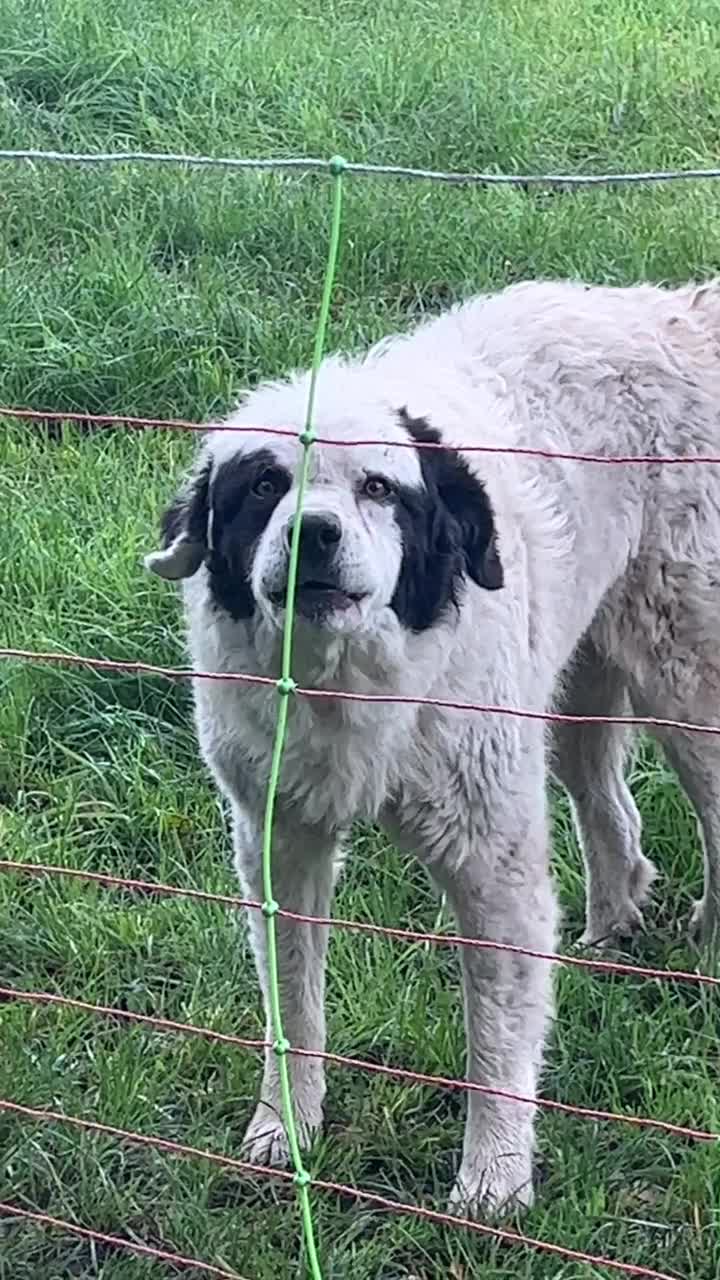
[4,645,720,739]
[0,1103,683,1280]
[1,983,717,1144]
[6,403,720,464]
[2,858,719,988]
[4,402,719,1278]
[0,1201,249,1280]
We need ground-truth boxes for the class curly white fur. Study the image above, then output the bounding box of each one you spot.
[147,278,720,1216]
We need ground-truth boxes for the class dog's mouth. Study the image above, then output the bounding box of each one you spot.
[269,579,365,614]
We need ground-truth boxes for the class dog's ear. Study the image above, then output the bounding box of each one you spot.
[401,411,504,591]
[430,450,504,590]
[144,457,211,580]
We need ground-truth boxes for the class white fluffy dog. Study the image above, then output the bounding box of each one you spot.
[146,279,720,1216]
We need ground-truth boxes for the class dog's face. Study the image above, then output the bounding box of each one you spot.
[146,399,503,635]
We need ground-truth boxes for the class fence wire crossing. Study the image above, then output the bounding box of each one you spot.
[2,147,719,1280]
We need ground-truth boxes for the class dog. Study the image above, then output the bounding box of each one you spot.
[145,279,720,1216]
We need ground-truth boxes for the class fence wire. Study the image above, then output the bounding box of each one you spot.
[8,405,720,465]
[2,146,720,187]
[3,855,719,986]
[1,982,717,1143]
[0,1101,684,1280]
[0,1201,249,1280]
[4,642,720,738]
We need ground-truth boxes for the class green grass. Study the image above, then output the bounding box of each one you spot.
[1,0,720,1275]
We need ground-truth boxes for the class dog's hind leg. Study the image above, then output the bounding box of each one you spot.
[388,739,557,1219]
[645,724,720,949]
[552,638,657,946]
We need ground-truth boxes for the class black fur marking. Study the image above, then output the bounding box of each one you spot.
[208,449,291,620]
[390,411,503,632]
[158,450,291,620]
[160,459,211,549]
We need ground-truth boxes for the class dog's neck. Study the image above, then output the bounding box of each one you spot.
[248,607,419,692]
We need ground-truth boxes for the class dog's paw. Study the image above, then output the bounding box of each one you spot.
[580,898,645,948]
[448,1150,534,1219]
[581,855,658,948]
[241,1104,292,1167]
[689,898,720,955]
[241,1100,321,1168]
[629,853,659,907]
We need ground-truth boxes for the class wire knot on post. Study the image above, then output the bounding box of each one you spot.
[276,676,297,697]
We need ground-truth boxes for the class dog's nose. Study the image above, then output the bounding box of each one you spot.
[286,512,342,557]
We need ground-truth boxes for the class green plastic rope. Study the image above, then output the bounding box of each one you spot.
[260,155,346,1280]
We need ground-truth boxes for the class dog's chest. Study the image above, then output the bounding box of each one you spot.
[199,680,412,829]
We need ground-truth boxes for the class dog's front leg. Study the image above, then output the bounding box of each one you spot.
[231,802,341,1168]
[391,769,557,1218]
[443,835,557,1217]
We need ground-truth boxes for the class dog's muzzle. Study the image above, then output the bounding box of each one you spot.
[268,512,365,621]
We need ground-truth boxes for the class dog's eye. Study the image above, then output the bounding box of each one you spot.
[362,475,393,500]
[252,470,284,499]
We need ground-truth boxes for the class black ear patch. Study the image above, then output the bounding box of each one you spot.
[145,459,211,580]
[389,411,503,632]
[161,459,212,546]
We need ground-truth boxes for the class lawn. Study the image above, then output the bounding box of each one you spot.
[1,0,720,1276]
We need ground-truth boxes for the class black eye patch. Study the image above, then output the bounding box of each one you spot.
[208,449,291,619]
[211,451,291,526]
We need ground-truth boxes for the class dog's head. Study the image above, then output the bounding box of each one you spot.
[146,380,503,636]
